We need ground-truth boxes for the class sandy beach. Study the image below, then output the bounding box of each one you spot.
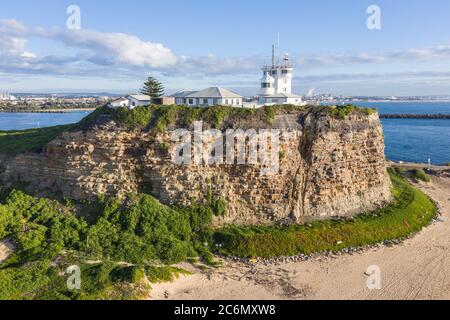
[150,173,450,300]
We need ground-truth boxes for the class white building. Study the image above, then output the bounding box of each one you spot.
[171,89,197,105]
[108,94,176,109]
[108,97,129,108]
[172,87,243,107]
[258,46,304,105]
[108,95,151,109]
[126,95,152,109]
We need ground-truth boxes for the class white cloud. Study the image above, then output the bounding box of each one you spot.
[3,19,450,95]
[33,28,178,68]
[0,19,177,73]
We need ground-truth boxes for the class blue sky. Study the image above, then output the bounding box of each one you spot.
[1,0,450,95]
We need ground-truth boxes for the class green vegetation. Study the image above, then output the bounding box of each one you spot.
[0,189,215,300]
[0,104,377,156]
[0,169,439,299]
[213,170,437,258]
[109,104,309,130]
[392,167,405,175]
[411,169,431,183]
[108,104,377,130]
[140,76,165,98]
[0,125,73,155]
[113,105,153,128]
[327,104,377,119]
[206,188,228,217]
[0,104,378,156]
[145,266,191,283]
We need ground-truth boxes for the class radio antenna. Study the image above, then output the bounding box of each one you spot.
[277,32,280,65]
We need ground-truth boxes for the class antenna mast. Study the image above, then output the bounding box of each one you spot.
[272,43,275,67]
[277,32,280,65]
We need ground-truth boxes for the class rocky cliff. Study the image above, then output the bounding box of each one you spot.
[0,106,392,226]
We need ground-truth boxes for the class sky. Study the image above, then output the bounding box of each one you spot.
[1,0,450,96]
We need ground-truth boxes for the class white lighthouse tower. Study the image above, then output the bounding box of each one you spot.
[258,45,302,105]
[260,70,275,96]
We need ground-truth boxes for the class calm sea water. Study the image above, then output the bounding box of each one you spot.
[0,111,91,131]
[0,103,449,164]
[356,102,450,164]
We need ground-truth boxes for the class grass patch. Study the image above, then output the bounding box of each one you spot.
[326,104,377,119]
[0,125,73,155]
[213,170,437,258]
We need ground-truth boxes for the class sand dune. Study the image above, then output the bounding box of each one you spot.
[0,239,15,264]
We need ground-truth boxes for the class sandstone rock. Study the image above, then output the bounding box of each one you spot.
[0,111,392,227]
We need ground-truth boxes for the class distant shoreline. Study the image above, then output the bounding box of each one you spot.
[0,108,96,114]
[380,114,450,119]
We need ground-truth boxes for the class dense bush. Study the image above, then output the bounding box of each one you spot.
[0,189,214,299]
[112,106,153,128]
[108,104,312,131]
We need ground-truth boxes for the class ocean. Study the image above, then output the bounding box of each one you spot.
[0,111,91,131]
[0,102,449,164]
[357,102,450,165]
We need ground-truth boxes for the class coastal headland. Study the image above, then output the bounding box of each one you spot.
[0,104,445,300]
[150,168,450,300]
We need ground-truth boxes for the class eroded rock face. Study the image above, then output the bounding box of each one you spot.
[0,110,392,226]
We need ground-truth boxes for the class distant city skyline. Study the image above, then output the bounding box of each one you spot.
[1,0,450,96]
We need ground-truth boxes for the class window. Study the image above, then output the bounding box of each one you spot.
[203,99,208,104]
[271,70,277,75]
[132,102,136,106]
[225,99,229,104]
[231,99,234,105]
[262,83,272,88]
[189,99,194,104]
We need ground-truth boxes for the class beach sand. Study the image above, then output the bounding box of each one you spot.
[150,173,450,300]
[0,239,15,264]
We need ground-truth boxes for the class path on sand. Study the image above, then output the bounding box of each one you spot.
[150,175,450,300]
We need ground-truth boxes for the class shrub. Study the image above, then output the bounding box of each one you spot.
[111,266,145,284]
[113,106,153,128]
[412,169,431,183]
[326,104,376,119]
[206,188,228,217]
[145,266,190,283]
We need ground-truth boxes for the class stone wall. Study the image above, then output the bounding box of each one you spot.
[0,110,392,226]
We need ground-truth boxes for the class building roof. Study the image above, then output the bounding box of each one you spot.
[111,97,128,102]
[186,87,242,99]
[126,94,151,101]
[170,89,197,98]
